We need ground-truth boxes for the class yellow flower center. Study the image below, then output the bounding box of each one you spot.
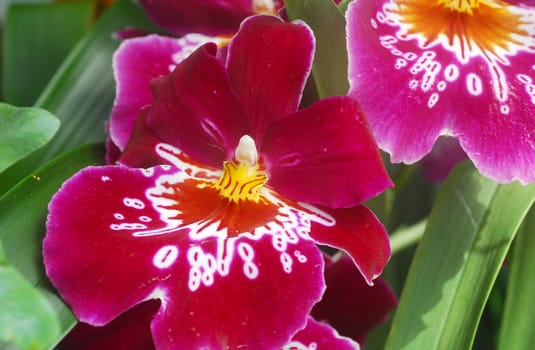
[437,0,480,14]
[212,135,268,203]
[393,0,529,62]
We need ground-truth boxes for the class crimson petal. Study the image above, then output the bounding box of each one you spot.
[261,96,393,208]
[139,0,252,36]
[284,317,360,350]
[227,15,315,141]
[110,34,213,150]
[58,300,159,350]
[308,205,391,285]
[45,156,325,348]
[146,44,249,168]
[312,254,397,344]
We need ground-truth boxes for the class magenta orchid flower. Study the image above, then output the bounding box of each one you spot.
[44,15,392,349]
[60,304,359,350]
[139,0,283,37]
[347,0,535,184]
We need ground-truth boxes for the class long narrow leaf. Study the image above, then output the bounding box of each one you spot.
[285,0,349,98]
[0,0,157,194]
[498,208,535,350]
[0,143,105,337]
[2,1,94,105]
[385,162,535,349]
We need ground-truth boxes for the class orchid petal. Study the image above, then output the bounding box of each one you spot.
[308,205,391,285]
[58,300,159,350]
[45,147,326,348]
[139,0,253,36]
[312,254,397,344]
[227,15,315,141]
[109,34,214,150]
[146,44,249,168]
[118,107,167,168]
[283,317,360,350]
[261,96,393,208]
[420,136,468,182]
[347,0,535,183]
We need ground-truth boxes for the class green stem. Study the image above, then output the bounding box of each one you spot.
[390,219,427,255]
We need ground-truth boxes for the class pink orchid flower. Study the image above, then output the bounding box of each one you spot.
[59,304,360,350]
[347,0,535,183]
[58,254,396,349]
[139,0,283,37]
[44,16,392,349]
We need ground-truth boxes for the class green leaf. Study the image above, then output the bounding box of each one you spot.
[0,143,106,340]
[0,103,59,173]
[285,0,349,98]
[498,207,535,350]
[0,242,61,350]
[385,161,535,350]
[0,0,158,194]
[2,1,95,105]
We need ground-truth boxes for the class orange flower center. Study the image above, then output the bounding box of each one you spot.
[393,0,529,63]
[155,136,278,237]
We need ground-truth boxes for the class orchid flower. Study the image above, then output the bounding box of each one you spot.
[138,0,283,37]
[347,0,535,183]
[58,255,395,349]
[60,306,360,350]
[44,15,392,349]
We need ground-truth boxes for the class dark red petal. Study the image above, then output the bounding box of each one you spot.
[110,34,211,150]
[58,300,159,350]
[45,154,326,348]
[139,0,252,36]
[285,317,360,349]
[118,107,167,168]
[227,15,315,141]
[420,136,468,182]
[147,43,249,168]
[308,205,391,285]
[261,96,393,208]
[312,254,397,344]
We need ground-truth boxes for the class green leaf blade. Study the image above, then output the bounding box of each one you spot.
[0,0,158,194]
[385,162,535,350]
[498,208,535,350]
[2,1,95,105]
[0,103,59,173]
[0,247,61,350]
[0,143,106,343]
[285,0,349,98]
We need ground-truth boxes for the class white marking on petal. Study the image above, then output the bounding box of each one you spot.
[139,216,152,222]
[110,223,147,230]
[153,245,179,269]
[444,64,460,82]
[141,168,154,177]
[282,341,318,350]
[517,74,532,84]
[101,176,111,182]
[123,197,145,209]
[428,92,440,108]
[466,73,483,96]
[280,252,293,274]
[114,213,124,220]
